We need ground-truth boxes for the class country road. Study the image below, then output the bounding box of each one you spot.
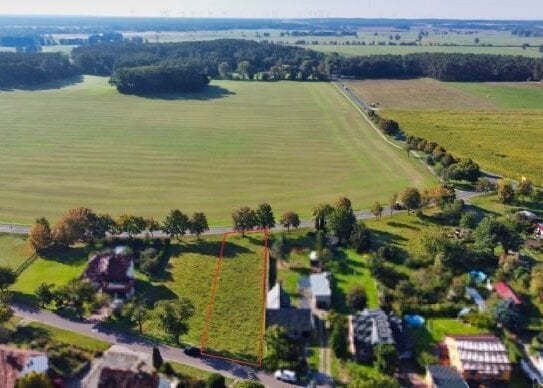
[12,303,294,388]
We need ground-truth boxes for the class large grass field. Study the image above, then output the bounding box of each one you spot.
[0,76,432,225]
[347,79,543,184]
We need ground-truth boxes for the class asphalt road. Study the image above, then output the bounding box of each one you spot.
[12,303,294,387]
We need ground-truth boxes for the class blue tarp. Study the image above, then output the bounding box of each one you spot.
[469,270,487,283]
[404,314,425,328]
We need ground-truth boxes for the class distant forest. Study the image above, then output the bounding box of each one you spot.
[0,52,76,89]
[2,39,543,92]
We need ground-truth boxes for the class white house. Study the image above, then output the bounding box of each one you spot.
[310,272,332,309]
[0,345,49,387]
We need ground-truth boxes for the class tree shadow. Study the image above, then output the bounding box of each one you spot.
[386,221,421,231]
[133,85,236,101]
[135,279,178,305]
[0,75,84,92]
[174,240,251,258]
[371,229,409,247]
[40,245,90,265]
[9,325,51,346]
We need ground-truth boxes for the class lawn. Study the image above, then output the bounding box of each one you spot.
[0,233,33,269]
[0,76,432,225]
[12,246,90,300]
[410,318,484,356]
[330,249,379,313]
[346,78,543,184]
[138,234,266,363]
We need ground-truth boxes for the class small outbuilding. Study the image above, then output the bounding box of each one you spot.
[494,281,523,306]
[309,272,332,309]
[426,365,469,388]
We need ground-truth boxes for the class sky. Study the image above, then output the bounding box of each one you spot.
[0,0,542,19]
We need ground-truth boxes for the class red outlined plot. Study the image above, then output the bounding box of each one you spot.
[200,229,269,367]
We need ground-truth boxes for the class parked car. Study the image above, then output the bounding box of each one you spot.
[274,369,297,383]
[183,346,201,357]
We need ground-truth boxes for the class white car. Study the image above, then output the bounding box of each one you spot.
[274,369,297,383]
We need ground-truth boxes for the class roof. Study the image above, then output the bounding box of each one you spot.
[83,251,133,284]
[352,309,413,359]
[82,345,157,388]
[445,335,511,376]
[427,365,469,388]
[0,345,47,388]
[266,308,313,335]
[98,368,159,388]
[267,283,291,310]
[494,282,522,305]
[309,272,331,297]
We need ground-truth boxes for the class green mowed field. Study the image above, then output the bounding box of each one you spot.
[0,76,432,225]
[0,233,33,269]
[347,79,543,184]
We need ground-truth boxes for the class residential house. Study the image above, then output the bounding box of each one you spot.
[444,335,511,382]
[266,283,313,340]
[82,345,171,388]
[309,272,332,309]
[536,223,543,239]
[0,345,49,388]
[350,309,413,363]
[82,247,135,299]
[494,281,523,306]
[425,365,469,388]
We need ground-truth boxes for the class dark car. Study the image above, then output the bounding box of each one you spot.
[183,346,201,357]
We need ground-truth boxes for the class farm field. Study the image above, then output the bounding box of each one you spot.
[0,76,432,225]
[304,44,543,58]
[347,79,543,184]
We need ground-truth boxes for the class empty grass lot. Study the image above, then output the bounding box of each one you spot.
[139,234,266,362]
[347,79,543,184]
[0,76,432,225]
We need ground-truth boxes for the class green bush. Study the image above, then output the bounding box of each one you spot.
[206,373,226,388]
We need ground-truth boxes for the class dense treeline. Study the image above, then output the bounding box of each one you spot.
[4,39,543,89]
[0,52,76,88]
[72,39,328,79]
[109,65,210,94]
[338,52,543,81]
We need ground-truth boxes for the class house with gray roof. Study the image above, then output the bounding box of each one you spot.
[350,308,413,363]
[266,283,313,340]
[426,365,469,388]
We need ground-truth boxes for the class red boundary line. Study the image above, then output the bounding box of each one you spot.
[200,229,269,367]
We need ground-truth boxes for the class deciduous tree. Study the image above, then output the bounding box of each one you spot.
[371,201,383,220]
[313,204,333,231]
[162,209,190,239]
[29,217,53,253]
[498,180,515,205]
[347,285,367,311]
[154,298,195,343]
[232,207,257,234]
[256,203,275,230]
[264,325,290,371]
[189,212,209,239]
[279,211,300,232]
[400,187,421,214]
[35,283,55,308]
[117,214,146,237]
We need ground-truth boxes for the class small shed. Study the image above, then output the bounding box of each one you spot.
[494,281,523,306]
[310,272,332,309]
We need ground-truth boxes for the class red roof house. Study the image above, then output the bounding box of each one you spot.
[0,345,49,388]
[82,248,135,299]
[494,282,522,305]
[536,224,543,238]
